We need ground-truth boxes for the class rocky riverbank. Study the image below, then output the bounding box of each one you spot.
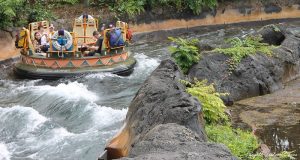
[189,24,300,103]
[106,23,300,159]
[106,60,236,159]
[0,30,19,61]
[229,77,300,159]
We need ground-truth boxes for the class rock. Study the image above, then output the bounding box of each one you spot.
[264,4,282,14]
[188,25,300,103]
[120,123,236,160]
[106,59,235,159]
[256,24,285,45]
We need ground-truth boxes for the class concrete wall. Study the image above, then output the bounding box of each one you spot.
[130,5,300,33]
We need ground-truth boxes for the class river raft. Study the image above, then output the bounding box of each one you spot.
[14,15,136,80]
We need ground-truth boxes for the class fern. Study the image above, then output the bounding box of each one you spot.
[186,0,217,15]
[115,0,146,18]
[182,79,228,124]
[169,37,200,74]
[206,124,259,159]
[215,35,274,72]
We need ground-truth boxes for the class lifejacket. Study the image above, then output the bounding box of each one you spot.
[109,28,124,48]
[51,30,73,51]
[15,29,27,48]
[126,29,133,41]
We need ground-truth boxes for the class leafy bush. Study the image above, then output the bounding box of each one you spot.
[249,151,297,160]
[114,0,218,17]
[115,0,146,18]
[0,0,25,28]
[215,35,274,72]
[58,0,80,5]
[206,124,259,159]
[182,79,228,124]
[27,3,56,23]
[0,0,56,29]
[277,151,297,160]
[186,0,217,15]
[169,37,200,74]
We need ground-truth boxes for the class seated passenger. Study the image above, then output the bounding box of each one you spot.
[33,32,49,53]
[37,25,50,52]
[48,24,55,39]
[33,32,42,53]
[84,31,103,56]
[107,27,124,48]
[126,25,133,42]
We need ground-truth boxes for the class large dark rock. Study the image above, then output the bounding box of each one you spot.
[121,123,236,160]
[107,59,235,159]
[256,24,285,45]
[188,24,300,104]
[125,59,206,142]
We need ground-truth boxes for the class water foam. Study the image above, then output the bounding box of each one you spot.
[0,106,48,138]
[130,53,160,79]
[0,142,11,160]
[85,103,127,130]
[0,142,10,160]
[29,81,98,102]
[85,72,122,79]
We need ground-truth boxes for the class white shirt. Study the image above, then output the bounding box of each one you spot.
[41,34,49,46]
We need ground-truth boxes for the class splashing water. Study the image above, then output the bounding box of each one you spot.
[0,142,11,160]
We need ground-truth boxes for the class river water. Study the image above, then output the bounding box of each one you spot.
[0,21,299,160]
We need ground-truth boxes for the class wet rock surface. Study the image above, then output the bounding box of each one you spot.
[125,59,206,142]
[188,24,300,103]
[230,78,300,128]
[229,77,300,159]
[0,30,19,61]
[120,123,236,160]
[108,59,236,159]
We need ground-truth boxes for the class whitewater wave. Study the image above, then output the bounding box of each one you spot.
[0,105,48,139]
[85,103,127,130]
[17,81,99,102]
[0,142,11,160]
[0,103,126,159]
[85,72,122,79]
[129,53,160,79]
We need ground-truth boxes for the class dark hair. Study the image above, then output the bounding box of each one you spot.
[83,14,88,19]
[93,31,99,36]
[34,32,40,36]
[58,30,64,36]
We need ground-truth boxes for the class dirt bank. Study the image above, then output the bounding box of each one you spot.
[0,30,19,61]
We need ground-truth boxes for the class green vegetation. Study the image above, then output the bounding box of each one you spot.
[169,37,200,74]
[215,35,273,72]
[0,0,218,29]
[277,151,297,160]
[206,124,259,159]
[182,79,228,124]
[113,0,218,17]
[182,79,259,159]
[182,78,297,160]
[0,0,25,28]
[250,151,296,160]
[115,0,145,18]
[0,0,55,29]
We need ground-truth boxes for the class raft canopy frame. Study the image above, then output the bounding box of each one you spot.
[18,15,131,59]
